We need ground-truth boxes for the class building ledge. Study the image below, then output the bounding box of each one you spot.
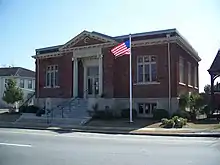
[134,82,160,85]
[179,82,186,86]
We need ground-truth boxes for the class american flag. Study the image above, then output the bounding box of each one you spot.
[111,40,130,57]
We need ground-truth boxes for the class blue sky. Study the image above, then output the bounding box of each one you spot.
[0,0,219,92]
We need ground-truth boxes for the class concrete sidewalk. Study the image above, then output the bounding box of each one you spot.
[0,121,220,137]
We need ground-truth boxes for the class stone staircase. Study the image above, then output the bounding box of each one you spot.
[50,98,90,125]
[16,98,91,126]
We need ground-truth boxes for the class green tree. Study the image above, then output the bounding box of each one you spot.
[204,84,211,94]
[179,94,189,111]
[2,78,23,106]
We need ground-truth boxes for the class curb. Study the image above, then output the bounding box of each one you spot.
[0,123,220,138]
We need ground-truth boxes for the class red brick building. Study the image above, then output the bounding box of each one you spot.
[33,29,201,118]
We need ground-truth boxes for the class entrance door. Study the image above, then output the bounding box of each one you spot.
[137,103,157,117]
[87,66,99,97]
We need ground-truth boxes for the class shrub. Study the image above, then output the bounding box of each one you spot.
[163,119,174,128]
[92,110,114,120]
[19,105,40,113]
[36,109,45,117]
[152,109,169,120]
[121,108,137,118]
[161,116,187,128]
[172,110,191,120]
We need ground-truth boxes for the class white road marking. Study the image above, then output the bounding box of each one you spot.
[0,142,32,147]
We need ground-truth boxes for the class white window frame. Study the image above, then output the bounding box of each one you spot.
[45,65,59,88]
[179,56,185,84]
[20,79,24,88]
[28,79,33,89]
[137,55,157,84]
[188,62,192,86]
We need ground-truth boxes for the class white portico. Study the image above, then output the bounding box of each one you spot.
[72,47,103,98]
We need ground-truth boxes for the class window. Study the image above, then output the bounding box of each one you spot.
[28,80,32,89]
[46,65,59,87]
[194,66,198,87]
[137,55,157,83]
[20,79,24,88]
[4,79,9,87]
[138,103,157,115]
[179,57,184,83]
[188,62,192,86]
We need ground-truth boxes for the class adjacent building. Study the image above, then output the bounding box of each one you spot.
[33,28,201,118]
[0,67,35,108]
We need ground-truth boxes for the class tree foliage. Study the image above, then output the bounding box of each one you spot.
[204,84,211,94]
[2,78,23,105]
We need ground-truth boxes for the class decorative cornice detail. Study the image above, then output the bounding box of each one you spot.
[59,31,116,50]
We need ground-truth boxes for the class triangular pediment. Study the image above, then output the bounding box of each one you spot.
[59,31,116,50]
[208,49,220,74]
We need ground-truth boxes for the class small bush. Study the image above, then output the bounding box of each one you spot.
[161,116,187,128]
[172,110,191,120]
[121,108,137,118]
[152,109,169,120]
[163,119,174,128]
[92,110,114,120]
[36,109,45,117]
[19,105,40,113]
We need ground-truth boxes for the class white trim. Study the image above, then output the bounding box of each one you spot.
[179,82,186,86]
[194,87,198,89]
[188,85,193,88]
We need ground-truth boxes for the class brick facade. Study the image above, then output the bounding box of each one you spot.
[34,29,201,113]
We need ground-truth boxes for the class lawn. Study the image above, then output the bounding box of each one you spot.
[87,118,220,130]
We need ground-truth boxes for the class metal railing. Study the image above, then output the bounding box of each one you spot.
[50,89,89,119]
[19,92,35,108]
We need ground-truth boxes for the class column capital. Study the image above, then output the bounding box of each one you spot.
[72,57,78,61]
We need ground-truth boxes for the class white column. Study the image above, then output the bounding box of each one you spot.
[98,54,103,96]
[73,57,78,97]
[83,63,87,98]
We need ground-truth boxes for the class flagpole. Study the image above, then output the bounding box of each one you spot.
[129,34,133,123]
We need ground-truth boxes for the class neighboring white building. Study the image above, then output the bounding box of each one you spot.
[0,67,35,108]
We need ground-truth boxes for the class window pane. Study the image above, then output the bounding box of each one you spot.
[88,78,93,94]
[138,65,143,82]
[144,56,149,62]
[151,56,156,62]
[95,78,99,95]
[151,103,157,114]
[51,72,54,87]
[138,103,144,114]
[145,104,150,114]
[55,71,58,86]
[151,63,157,81]
[138,57,143,63]
[87,66,98,76]
[46,72,50,86]
[28,80,32,89]
[20,79,24,88]
[144,64,150,82]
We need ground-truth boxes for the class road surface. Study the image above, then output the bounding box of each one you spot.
[0,128,219,165]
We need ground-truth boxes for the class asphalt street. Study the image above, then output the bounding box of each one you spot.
[0,128,219,165]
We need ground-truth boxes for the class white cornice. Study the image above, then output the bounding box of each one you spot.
[33,36,200,61]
